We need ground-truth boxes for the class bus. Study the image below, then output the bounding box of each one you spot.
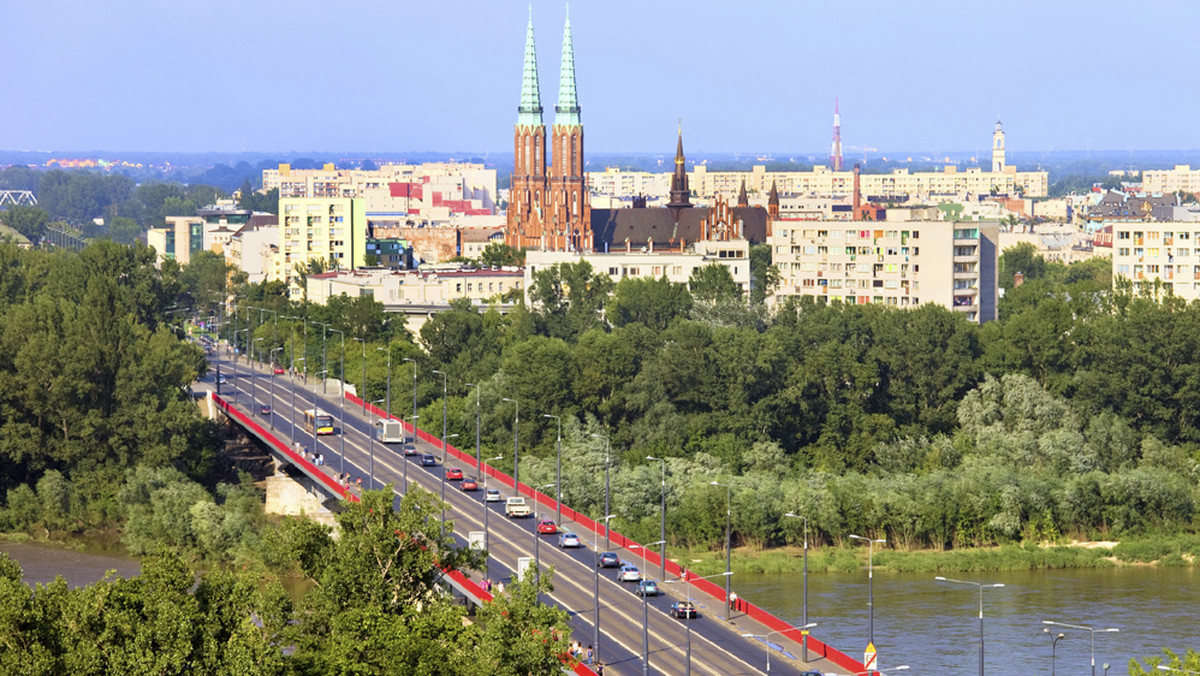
[375,418,404,443]
[303,409,335,435]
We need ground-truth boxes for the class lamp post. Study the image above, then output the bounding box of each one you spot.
[646,455,667,582]
[268,347,282,429]
[378,345,391,418]
[482,454,503,582]
[368,398,386,488]
[665,570,733,676]
[291,357,305,440]
[593,513,617,671]
[543,414,562,526]
[590,433,612,550]
[502,397,519,495]
[935,577,1004,676]
[1042,620,1119,676]
[784,512,811,661]
[251,337,265,409]
[432,369,449,528]
[849,534,887,647]
[309,321,329,394]
[630,539,666,676]
[405,414,419,490]
[327,328,346,475]
[1043,628,1066,676]
[466,383,481,463]
[741,623,818,674]
[353,337,367,415]
[709,480,733,621]
[534,482,555,587]
[402,357,417,445]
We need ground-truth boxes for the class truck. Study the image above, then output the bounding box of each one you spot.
[374,418,405,443]
[505,496,531,518]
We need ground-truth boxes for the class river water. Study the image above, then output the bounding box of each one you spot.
[0,541,140,587]
[739,566,1199,675]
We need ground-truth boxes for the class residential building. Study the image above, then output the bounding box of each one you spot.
[275,197,367,297]
[768,220,1000,323]
[226,222,280,284]
[1111,222,1200,301]
[1141,165,1200,196]
[146,202,276,267]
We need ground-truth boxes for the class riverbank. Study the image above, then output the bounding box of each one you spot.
[674,534,1200,576]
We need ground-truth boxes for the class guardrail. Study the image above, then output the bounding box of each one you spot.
[349,393,865,674]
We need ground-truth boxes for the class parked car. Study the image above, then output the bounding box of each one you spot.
[537,519,558,534]
[636,580,659,596]
[670,601,698,618]
[485,488,503,502]
[460,477,478,491]
[596,552,620,568]
[558,532,581,548]
[617,564,641,582]
[445,467,464,481]
[258,404,271,415]
[420,454,438,467]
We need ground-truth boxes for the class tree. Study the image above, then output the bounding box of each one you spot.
[999,241,1047,289]
[605,276,692,331]
[749,243,780,305]
[528,261,613,341]
[478,242,525,267]
[0,205,49,240]
[688,263,742,303]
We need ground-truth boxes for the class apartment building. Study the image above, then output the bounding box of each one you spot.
[226,222,280,284]
[1141,165,1200,195]
[275,197,367,297]
[768,220,1000,323]
[1111,222,1200,301]
[305,266,523,306]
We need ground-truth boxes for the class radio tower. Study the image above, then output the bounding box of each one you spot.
[830,98,844,171]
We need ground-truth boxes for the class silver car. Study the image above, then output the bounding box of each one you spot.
[618,564,641,582]
[558,532,581,548]
[485,488,503,502]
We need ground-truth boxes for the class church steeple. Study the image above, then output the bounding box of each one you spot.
[667,123,693,217]
[555,9,581,127]
[517,7,543,127]
[737,179,749,207]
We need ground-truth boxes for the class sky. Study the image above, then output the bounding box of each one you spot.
[3,0,1200,155]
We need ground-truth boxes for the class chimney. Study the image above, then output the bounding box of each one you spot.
[648,237,654,253]
[625,237,631,253]
[1013,271,1025,287]
[853,163,862,219]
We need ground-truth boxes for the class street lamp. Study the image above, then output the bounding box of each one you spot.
[502,397,519,495]
[590,433,612,550]
[935,576,1004,676]
[251,337,265,409]
[368,397,387,488]
[378,345,391,418]
[432,370,449,527]
[665,570,733,676]
[544,414,562,526]
[482,454,503,581]
[353,337,368,414]
[466,383,481,463]
[1043,627,1066,676]
[534,482,555,587]
[291,356,305,440]
[784,512,811,661]
[630,539,665,676]
[402,357,417,445]
[709,480,733,621]
[593,513,616,670]
[1042,620,1119,676]
[849,534,887,647]
[311,321,329,394]
[268,347,282,429]
[646,455,668,582]
[741,623,818,674]
[404,414,419,490]
[326,328,346,475]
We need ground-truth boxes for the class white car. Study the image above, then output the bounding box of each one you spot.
[618,564,641,582]
[485,488,503,502]
[558,532,581,548]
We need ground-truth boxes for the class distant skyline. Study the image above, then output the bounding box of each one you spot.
[4,0,1200,155]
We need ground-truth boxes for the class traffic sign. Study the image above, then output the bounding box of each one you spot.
[863,642,877,672]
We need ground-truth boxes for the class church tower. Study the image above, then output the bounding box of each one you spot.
[548,11,590,251]
[667,125,693,221]
[507,9,548,250]
[992,119,1006,172]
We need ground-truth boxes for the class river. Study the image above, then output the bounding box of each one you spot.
[738,566,1199,675]
[0,540,140,587]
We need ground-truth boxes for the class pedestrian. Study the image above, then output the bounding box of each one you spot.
[729,591,739,612]
[586,645,594,664]
[356,477,363,488]
[595,662,604,675]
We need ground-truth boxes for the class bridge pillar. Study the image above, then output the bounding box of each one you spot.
[265,467,339,528]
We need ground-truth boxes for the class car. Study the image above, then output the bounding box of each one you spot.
[558,532,581,548]
[537,519,558,534]
[445,467,464,481]
[636,580,660,596]
[799,672,824,676]
[485,488,503,502]
[670,601,698,619]
[273,366,285,374]
[258,404,272,415]
[217,375,227,384]
[402,444,419,456]
[617,564,642,582]
[420,454,438,467]
[460,477,478,491]
[597,552,620,568]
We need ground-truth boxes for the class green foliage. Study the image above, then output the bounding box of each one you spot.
[478,242,525,267]
[688,263,742,303]
[0,205,49,240]
[749,242,780,304]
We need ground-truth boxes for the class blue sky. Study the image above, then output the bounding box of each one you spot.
[3,0,1198,154]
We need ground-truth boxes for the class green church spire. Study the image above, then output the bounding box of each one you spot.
[517,6,543,128]
[554,8,581,127]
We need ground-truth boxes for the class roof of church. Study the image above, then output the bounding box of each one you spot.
[590,205,769,247]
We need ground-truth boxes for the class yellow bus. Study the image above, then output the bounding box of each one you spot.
[303,409,334,435]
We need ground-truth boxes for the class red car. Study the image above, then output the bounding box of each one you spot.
[460,477,478,491]
[273,366,285,374]
[445,467,463,481]
[537,519,558,534]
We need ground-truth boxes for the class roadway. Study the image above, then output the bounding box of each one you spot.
[207,348,843,676]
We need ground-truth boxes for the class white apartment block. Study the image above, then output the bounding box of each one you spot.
[262,162,496,222]
[587,167,672,199]
[1111,222,1200,301]
[226,223,280,285]
[306,266,524,306]
[768,220,1000,323]
[525,238,752,299]
[276,197,368,298]
[1141,166,1200,195]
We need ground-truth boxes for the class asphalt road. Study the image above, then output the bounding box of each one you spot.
[209,350,830,676]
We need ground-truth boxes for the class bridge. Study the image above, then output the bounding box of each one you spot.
[202,347,873,676]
